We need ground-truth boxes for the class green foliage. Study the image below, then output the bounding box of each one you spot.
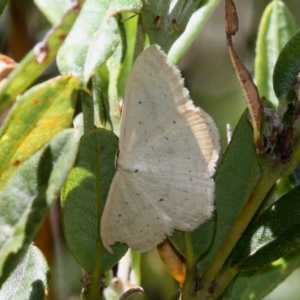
[57,0,142,86]
[0,245,49,299]
[231,185,300,271]
[0,128,79,287]
[0,3,79,113]
[61,129,128,272]
[1,0,300,299]
[255,0,297,107]
[0,0,9,15]
[274,30,300,106]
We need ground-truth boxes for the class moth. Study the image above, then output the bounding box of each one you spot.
[100,45,219,253]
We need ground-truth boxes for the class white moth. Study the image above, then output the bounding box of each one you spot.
[100,45,219,253]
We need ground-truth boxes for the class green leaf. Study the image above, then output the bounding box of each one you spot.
[0,75,78,186]
[34,0,73,24]
[255,0,296,107]
[92,13,126,132]
[273,29,300,106]
[61,128,127,272]
[231,185,300,271]
[169,220,214,262]
[0,245,49,300]
[0,129,79,287]
[57,0,142,86]
[0,3,80,114]
[0,0,8,15]
[197,112,259,274]
[170,112,259,265]
[140,0,201,53]
[224,248,300,300]
[117,12,139,99]
[92,73,111,129]
[168,0,221,65]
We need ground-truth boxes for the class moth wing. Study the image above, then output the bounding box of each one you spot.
[101,45,220,253]
[119,44,219,175]
[100,171,171,253]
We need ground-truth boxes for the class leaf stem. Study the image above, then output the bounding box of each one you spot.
[184,232,195,272]
[213,267,238,298]
[181,232,198,300]
[200,166,278,294]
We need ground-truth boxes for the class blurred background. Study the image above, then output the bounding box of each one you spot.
[1,0,300,299]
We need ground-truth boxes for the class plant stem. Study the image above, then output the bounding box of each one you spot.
[213,267,238,298]
[197,130,300,298]
[184,232,195,273]
[181,232,198,300]
[200,167,278,295]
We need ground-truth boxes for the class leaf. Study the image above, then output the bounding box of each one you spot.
[92,73,111,129]
[105,16,125,133]
[168,0,221,65]
[0,245,49,300]
[140,0,201,53]
[117,11,139,99]
[255,0,296,107]
[197,112,259,274]
[170,112,259,266]
[169,220,214,262]
[157,239,186,286]
[0,129,79,287]
[230,185,300,271]
[34,0,73,24]
[57,0,142,86]
[225,0,264,153]
[0,3,80,114]
[224,248,300,300]
[0,0,9,16]
[273,30,300,106]
[92,13,125,132]
[0,75,78,186]
[61,128,128,272]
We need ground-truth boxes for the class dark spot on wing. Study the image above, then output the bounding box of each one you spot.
[159,198,164,201]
